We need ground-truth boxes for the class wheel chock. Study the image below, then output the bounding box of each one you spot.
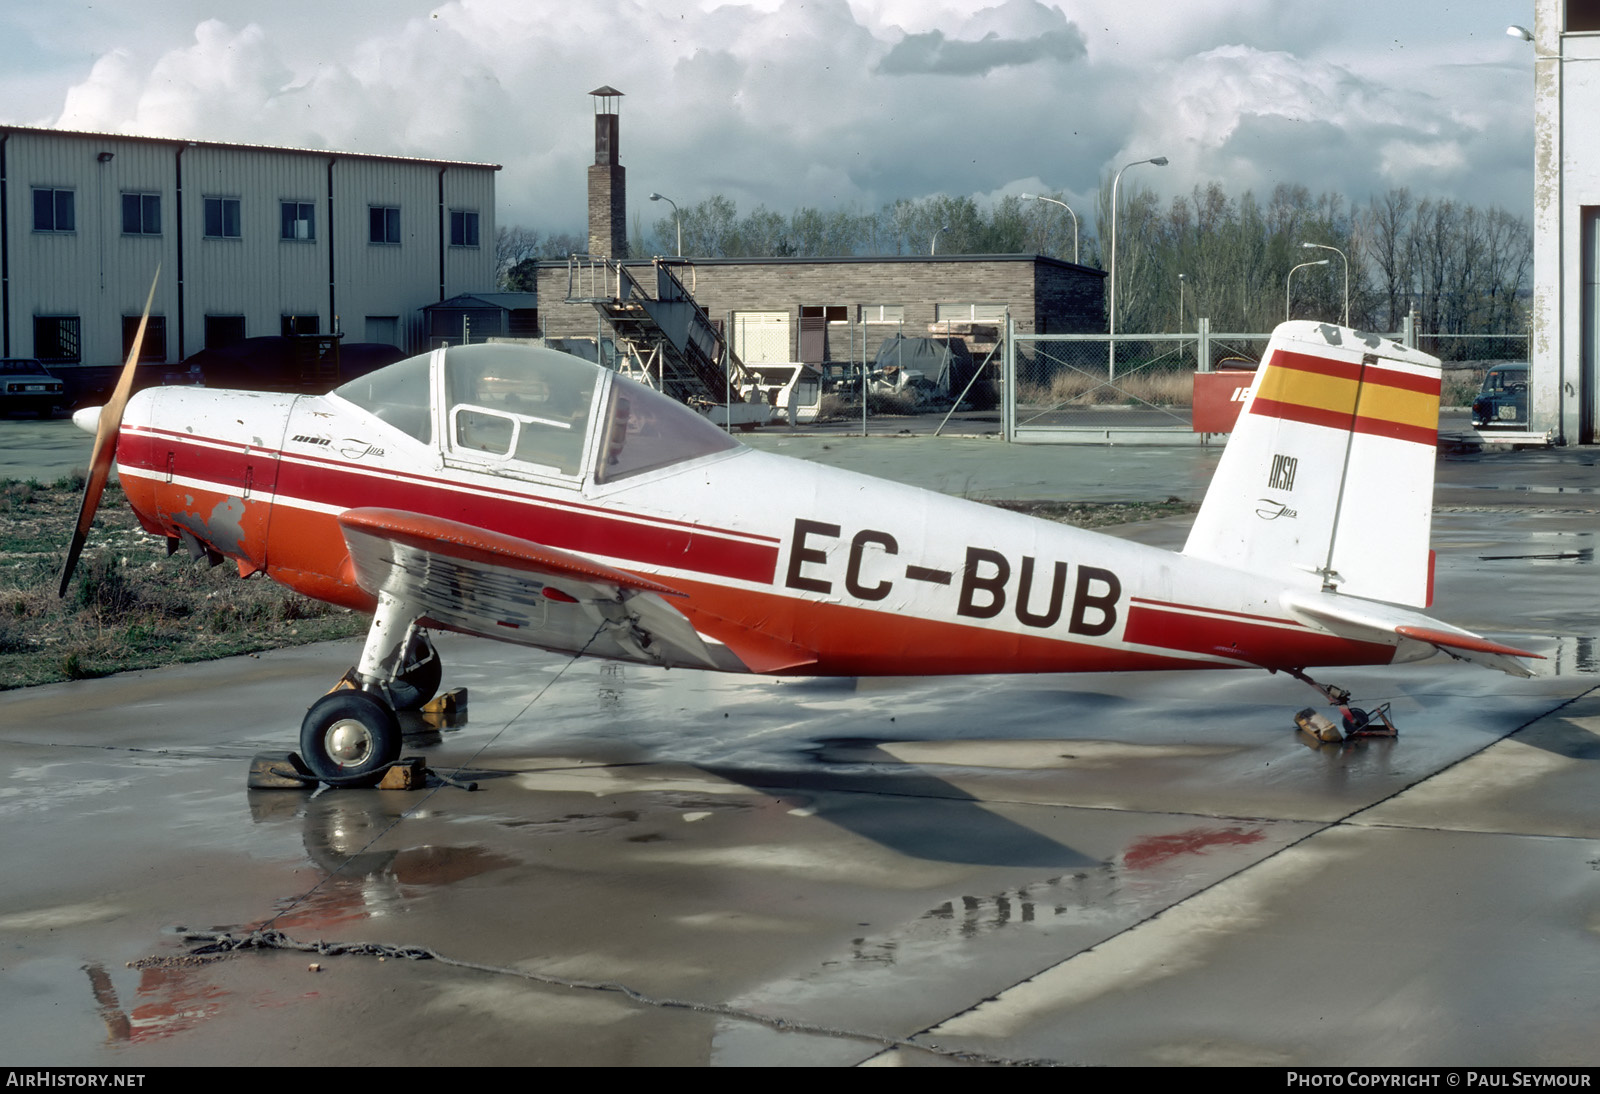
[247,752,320,790]
[1293,707,1344,743]
[419,687,468,728]
[377,756,428,790]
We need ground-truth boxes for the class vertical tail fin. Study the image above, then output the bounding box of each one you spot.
[1184,322,1441,608]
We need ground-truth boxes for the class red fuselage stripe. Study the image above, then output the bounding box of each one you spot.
[1124,603,1395,667]
[120,430,781,585]
[1128,596,1307,628]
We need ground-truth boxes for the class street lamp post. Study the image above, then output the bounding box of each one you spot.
[931,224,950,256]
[1301,241,1349,327]
[1178,273,1186,332]
[1286,259,1330,321]
[1109,156,1168,379]
[1020,193,1079,265]
[649,192,681,257]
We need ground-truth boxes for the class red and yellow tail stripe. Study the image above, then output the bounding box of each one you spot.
[1249,349,1439,446]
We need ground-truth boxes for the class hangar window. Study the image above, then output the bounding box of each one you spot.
[858,305,904,323]
[204,315,246,349]
[1570,0,1600,32]
[370,206,401,245]
[121,193,161,236]
[281,202,315,241]
[450,210,480,247]
[34,317,80,363]
[32,188,75,233]
[204,197,241,239]
[122,316,167,362]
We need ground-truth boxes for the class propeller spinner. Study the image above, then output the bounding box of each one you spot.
[58,269,160,598]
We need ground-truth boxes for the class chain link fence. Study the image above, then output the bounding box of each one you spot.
[1009,334,1198,439]
[1003,318,1531,444]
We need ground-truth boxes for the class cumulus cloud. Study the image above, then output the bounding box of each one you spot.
[877,25,1086,75]
[18,0,1534,232]
[876,0,1087,76]
[1112,41,1526,209]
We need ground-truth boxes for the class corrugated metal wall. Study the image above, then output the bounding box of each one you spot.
[1,127,497,367]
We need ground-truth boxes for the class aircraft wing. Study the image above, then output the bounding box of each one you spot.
[336,507,723,669]
[1281,590,1542,678]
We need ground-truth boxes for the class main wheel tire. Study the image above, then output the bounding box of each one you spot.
[300,691,401,788]
[388,633,442,711]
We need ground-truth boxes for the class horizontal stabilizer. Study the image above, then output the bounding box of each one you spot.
[1283,591,1541,678]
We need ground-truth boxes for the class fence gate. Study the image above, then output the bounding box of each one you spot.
[1006,325,1214,444]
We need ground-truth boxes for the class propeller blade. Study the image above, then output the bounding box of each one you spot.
[58,268,160,598]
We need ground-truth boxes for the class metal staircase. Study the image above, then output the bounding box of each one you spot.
[566,255,752,408]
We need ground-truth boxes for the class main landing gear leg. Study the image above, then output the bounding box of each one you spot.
[299,590,434,787]
[1285,668,1398,743]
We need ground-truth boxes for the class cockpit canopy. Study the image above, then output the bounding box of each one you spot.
[332,343,740,483]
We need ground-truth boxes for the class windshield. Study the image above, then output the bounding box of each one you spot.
[443,344,597,476]
[596,374,740,483]
[1483,367,1527,394]
[333,350,432,442]
[335,343,742,482]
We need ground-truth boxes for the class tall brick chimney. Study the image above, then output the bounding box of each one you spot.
[587,86,627,260]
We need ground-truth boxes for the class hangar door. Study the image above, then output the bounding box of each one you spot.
[1583,208,1600,443]
[731,312,791,363]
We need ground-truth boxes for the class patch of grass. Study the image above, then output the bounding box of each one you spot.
[0,477,366,690]
[989,497,1198,529]
[1441,367,1486,409]
[1018,369,1196,409]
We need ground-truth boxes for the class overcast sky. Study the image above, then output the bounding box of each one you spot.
[0,0,1538,236]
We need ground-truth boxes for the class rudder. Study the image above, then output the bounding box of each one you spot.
[1184,322,1441,608]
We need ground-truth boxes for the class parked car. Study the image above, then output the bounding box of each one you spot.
[1471,362,1529,430]
[0,358,68,417]
[180,336,405,394]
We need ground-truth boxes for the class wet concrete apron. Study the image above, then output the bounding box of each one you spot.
[0,444,1597,1066]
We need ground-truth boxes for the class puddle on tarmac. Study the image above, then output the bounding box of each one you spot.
[85,962,231,1044]
[1446,482,1600,496]
[823,823,1279,967]
[1542,637,1600,676]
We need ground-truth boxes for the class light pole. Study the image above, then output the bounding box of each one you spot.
[649,192,681,257]
[930,224,950,256]
[1177,273,1186,332]
[1109,156,1168,379]
[1301,241,1349,327]
[1286,259,1330,321]
[1020,193,1079,265]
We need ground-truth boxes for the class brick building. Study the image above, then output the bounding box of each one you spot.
[534,253,1105,371]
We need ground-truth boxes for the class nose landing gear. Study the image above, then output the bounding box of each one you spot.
[300,690,402,787]
[294,591,438,787]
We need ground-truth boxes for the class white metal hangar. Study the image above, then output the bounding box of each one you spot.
[0,124,499,378]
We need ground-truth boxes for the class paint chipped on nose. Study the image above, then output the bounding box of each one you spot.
[72,405,102,435]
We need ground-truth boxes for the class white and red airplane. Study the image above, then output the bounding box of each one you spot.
[62,291,1539,785]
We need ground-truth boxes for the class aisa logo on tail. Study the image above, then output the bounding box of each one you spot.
[1268,453,1298,491]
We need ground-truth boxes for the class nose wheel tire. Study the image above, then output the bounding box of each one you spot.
[300,691,401,787]
[388,632,442,710]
